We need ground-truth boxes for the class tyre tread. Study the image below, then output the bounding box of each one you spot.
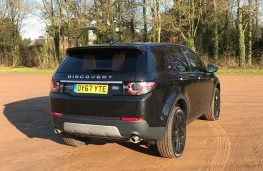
[205,88,220,121]
[157,107,184,158]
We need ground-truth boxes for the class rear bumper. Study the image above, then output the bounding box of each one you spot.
[52,115,165,140]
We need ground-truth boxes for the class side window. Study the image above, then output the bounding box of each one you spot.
[150,46,166,72]
[183,48,206,72]
[165,46,190,72]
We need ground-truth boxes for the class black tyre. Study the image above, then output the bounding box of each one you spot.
[157,106,186,158]
[205,88,220,121]
[62,132,92,147]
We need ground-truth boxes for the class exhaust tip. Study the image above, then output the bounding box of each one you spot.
[130,135,141,144]
[54,128,62,134]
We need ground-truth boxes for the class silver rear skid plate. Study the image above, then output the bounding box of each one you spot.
[64,122,123,138]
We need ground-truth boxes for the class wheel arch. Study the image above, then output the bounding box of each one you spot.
[176,98,188,120]
[216,83,220,92]
[215,77,220,92]
[163,94,189,128]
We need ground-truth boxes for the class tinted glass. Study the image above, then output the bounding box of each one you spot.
[183,48,206,72]
[165,46,190,72]
[57,49,141,73]
[151,45,190,73]
[149,46,166,72]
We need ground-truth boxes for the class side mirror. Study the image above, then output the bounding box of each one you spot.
[207,64,218,73]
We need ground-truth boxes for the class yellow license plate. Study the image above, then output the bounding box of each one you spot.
[74,84,108,94]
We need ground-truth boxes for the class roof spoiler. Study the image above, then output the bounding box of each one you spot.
[66,46,146,55]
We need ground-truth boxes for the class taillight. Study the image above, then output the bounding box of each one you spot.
[127,82,156,95]
[50,81,59,93]
[50,81,62,93]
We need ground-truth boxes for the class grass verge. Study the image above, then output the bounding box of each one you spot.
[217,69,263,74]
[0,67,55,74]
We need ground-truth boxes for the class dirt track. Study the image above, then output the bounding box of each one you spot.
[0,74,263,171]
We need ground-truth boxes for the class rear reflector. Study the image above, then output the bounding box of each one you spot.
[121,117,144,121]
[51,112,63,117]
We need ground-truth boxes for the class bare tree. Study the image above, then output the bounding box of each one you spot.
[142,0,148,42]
[162,0,205,51]
[237,0,246,67]
[211,0,219,63]
[149,0,161,42]
[2,0,30,66]
[42,0,62,64]
[247,0,253,66]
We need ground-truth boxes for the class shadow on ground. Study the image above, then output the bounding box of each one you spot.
[117,142,160,157]
[3,96,64,144]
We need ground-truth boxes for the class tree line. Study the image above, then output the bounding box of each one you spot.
[0,0,263,68]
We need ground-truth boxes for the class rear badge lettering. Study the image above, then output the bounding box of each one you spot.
[68,75,113,80]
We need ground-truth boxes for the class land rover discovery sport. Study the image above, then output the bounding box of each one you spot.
[50,43,220,158]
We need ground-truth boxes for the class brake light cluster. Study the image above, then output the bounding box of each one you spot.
[50,81,63,93]
[127,82,156,95]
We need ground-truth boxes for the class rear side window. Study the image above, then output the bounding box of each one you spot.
[149,46,166,72]
[150,45,190,73]
[57,49,141,73]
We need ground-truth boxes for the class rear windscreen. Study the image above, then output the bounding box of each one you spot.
[57,49,141,73]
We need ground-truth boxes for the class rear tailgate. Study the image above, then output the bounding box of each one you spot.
[51,73,136,117]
